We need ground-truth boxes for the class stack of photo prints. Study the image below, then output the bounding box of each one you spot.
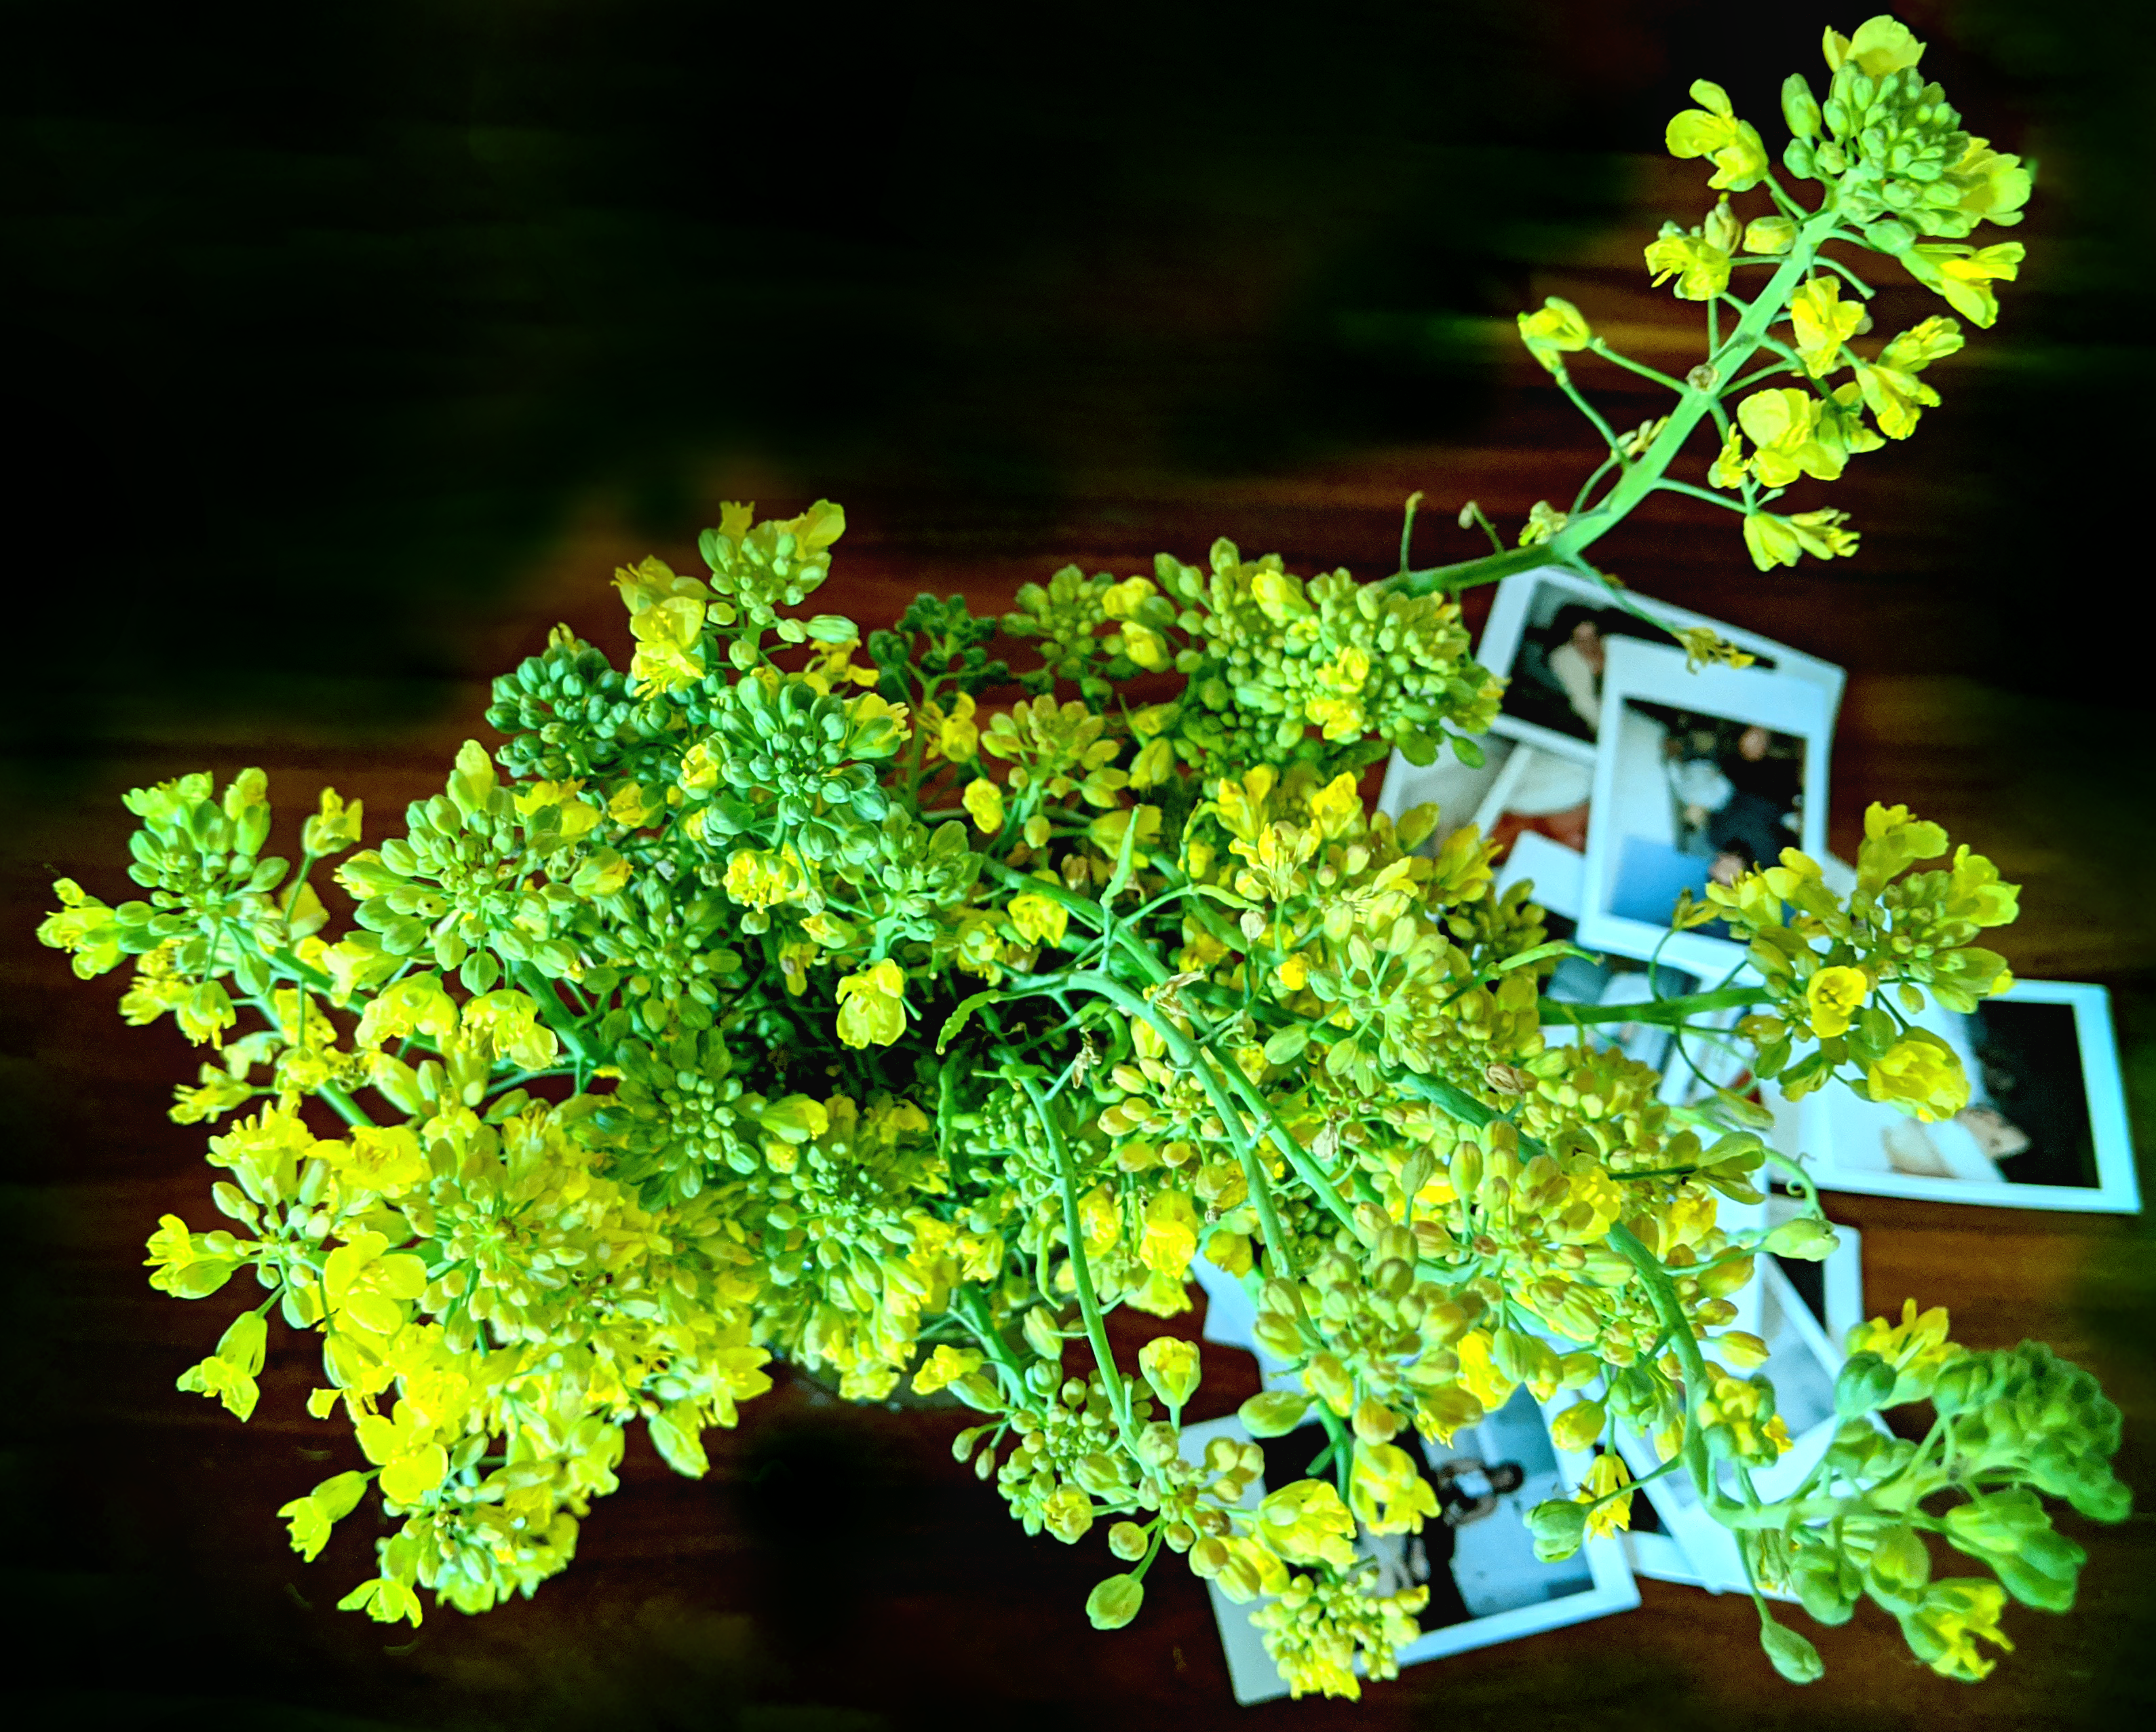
[1190,565,2140,1703]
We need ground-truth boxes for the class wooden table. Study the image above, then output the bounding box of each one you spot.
[5,111,2152,1732]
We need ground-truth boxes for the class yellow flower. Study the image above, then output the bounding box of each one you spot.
[1790,278,1864,377]
[625,594,708,695]
[1454,1330,1517,1412]
[1949,137,2033,231]
[723,847,811,912]
[1516,296,1592,374]
[1119,622,1170,671]
[457,989,562,1070]
[301,787,364,855]
[320,1123,428,1196]
[37,879,123,978]
[1822,16,1925,78]
[1848,1298,1959,1382]
[1742,507,1859,571]
[1904,243,2024,329]
[1575,1450,1634,1537]
[834,959,909,1049]
[1903,1579,2014,1682]
[1254,1478,1359,1570]
[1805,965,1870,1037]
[178,980,237,1048]
[1100,576,1155,618]
[1007,891,1070,948]
[1349,1440,1440,1535]
[1735,389,1842,486]
[1137,1336,1201,1409]
[1867,1032,1971,1121]
[354,974,459,1050]
[911,1344,984,1396]
[1664,81,1769,191]
[962,777,1005,834]
[926,691,980,761]
[1138,1188,1201,1279]
[1643,227,1731,301]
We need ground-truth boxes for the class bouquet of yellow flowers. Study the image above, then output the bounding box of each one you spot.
[39,14,2125,1698]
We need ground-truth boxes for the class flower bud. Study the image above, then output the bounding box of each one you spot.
[1304,1352,1356,1417]
[1549,1399,1606,1453]
[1126,1422,1176,1469]
[1782,73,1823,140]
[1085,1574,1144,1630]
[1108,1521,1150,1562]
[1138,1336,1202,1410]
[1352,1398,1403,1444]
[1758,1616,1824,1683]
[1528,1497,1587,1562]
[1763,1216,1840,1261]
[1835,1352,1898,1419]
[1239,1389,1313,1438]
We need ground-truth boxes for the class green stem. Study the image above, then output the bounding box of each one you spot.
[1607,1220,1735,1522]
[510,961,601,1069]
[1542,986,1763,1027]
[1586,339,1689,394]
[1020,1075,1130,1425]
[1654,478,1750,515]
[1548,207,1843,567]
[316,1083,376,1129]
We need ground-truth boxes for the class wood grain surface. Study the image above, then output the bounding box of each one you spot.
[7,5,2155,1727]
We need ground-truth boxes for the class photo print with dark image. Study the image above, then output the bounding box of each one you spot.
[1803,980,2140,1213]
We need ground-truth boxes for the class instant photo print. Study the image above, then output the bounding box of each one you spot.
[1475,566,1846,767]
[1579,637,1831,982]
[1376,736,1594,864]
[1614,1259,1846,1596]
[1187,1392,1638,1705]
[1799,979,2141,1214]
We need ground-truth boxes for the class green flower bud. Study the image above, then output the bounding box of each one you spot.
[1138,1336,1202,1411]
[1782,73,1823,141]
[1085,1573,1144,1630]
[1758,1615,1825,1683]
[1836,1352,1898,1419]
[1239,1390,1313,1438]
[1763,1216,1840,1260]
[1108,1522,1150,1563]
[1527,1497,1587,1563]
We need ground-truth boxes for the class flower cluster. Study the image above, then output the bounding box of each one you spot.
[37,13,2125,1704]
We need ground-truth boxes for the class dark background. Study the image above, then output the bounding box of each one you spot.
[5,2,2154,1729]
